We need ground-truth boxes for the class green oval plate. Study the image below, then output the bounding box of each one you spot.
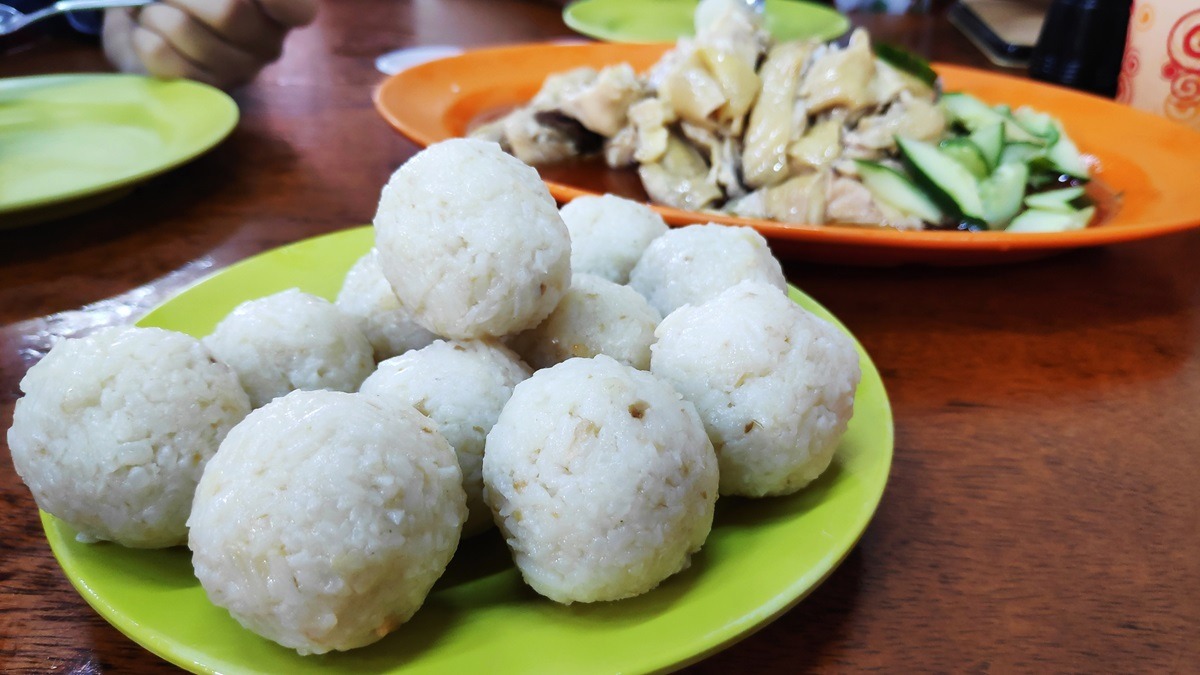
[563,0,850,43]
[0,74,238,228]
[41,226,893,674]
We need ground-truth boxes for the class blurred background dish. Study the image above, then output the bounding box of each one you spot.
[374,42,1200,265]
[0,74,237,229]
[562,0,849,43]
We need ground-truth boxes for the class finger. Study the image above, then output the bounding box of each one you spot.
[137,2,263,86]
[102,8,148,75]
[253,0,319,28]
[159,0,285,61]
[131,25,225,88]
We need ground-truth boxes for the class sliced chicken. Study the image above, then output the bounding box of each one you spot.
[729,170,829,224]
[502,109,601,165]
[800,29,876,115]
[559,64,645,137]
[787,114,843,172]
[844,92,946,155]
[628,97,675,165]
[681,122,745,199]
[742,41,815,189]
[638,133,724,211]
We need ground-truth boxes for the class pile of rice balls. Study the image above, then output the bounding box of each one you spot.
[6,139,861,656]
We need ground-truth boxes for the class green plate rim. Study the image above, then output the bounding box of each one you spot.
[40,225,894,674]
[562,0,851,44]
[0,73,239,216]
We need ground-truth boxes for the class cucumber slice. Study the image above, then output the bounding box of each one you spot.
[1024,186,1086,211]
[873,43,939,88]
[1045,131,1089,180]
[1000,141,1045,166]
[968,121,1004,171]
[897,136,986,222]
[939,138,989,178]
[941,93,1041,144]
[1006,206,1096,233]
[1012,107,1061,146]
[855,160,944,223]
[980,162,1029,229]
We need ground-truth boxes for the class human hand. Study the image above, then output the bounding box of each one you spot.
[102,0,318,90]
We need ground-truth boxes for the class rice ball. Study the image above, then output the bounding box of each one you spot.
[560,195,668,284]
[203,288,374,408]
[628,223,786,317]
[7,326,250,548]
[651,281,861,497]
[188,390,466,655]
[359,339,531,537]
[508,273,662,371]
[373,138,571,339]
[335,249,439,362]
[484,355,718,604]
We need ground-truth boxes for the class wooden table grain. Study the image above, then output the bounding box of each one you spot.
[2,1,1197,672]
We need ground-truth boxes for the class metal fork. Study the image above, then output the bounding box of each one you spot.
[0,0,154,36]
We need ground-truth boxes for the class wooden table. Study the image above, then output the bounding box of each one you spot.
[2,1,1196,672]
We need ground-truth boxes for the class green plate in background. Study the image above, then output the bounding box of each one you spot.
[0,74,238,228]
[563,0,850,43]
[42,226,893,674]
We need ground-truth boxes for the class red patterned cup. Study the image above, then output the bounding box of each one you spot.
[1118,2,1200,131]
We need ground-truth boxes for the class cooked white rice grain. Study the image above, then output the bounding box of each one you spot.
[651,281,861,497]
[628,223,786,316]
[359,339,531,537]
[560,194,668,284]
[483,355,718,604]
[373,138,570,339]
[7,326,250,548]
[509,273,661,370]
[203,288,374,408]
[188,390,466,655]
[335,249,439,361]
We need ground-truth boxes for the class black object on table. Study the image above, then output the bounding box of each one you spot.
[1028,0,1132,98]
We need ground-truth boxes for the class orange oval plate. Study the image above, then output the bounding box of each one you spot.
[374,42,1200,265]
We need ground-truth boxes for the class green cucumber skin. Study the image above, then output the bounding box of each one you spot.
[855,160,944,223]
[1006,205,1096,233]
[969,121,1005,171]
[897,136,986,221]
[1024,186,1086,211]
[938,139,989,179]
[981,162,1030,229]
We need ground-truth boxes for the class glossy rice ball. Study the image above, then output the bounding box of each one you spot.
[373,138,571,339]
[628,223,786,317]
[203,288,374,408]
[651,281,861,497]
[509,273,662,370]
[7,326,250,548]
[359,339,531,537]
[560,195,668,284]
[483,355,718,604]
[188,390,466,655]
[335,249,439,362]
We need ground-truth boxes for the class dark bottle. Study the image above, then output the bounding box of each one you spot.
[1028,0,1133,98]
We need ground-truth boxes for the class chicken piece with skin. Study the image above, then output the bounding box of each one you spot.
[639,133,724,211]
[787,114,843,172]
[742,41,816,189]
[844,92,946,156]
[728,170,829,224]
[680,122,745,200]
[559,64,646,138]
[800,29,876,115]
